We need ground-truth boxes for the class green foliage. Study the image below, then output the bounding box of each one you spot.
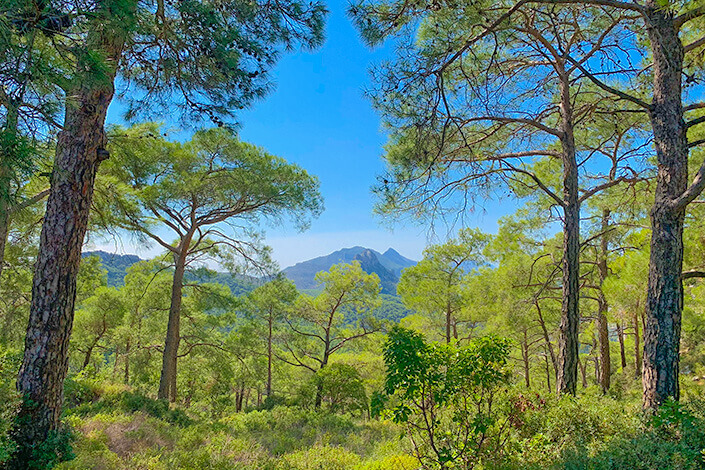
[397,228,489,342]
[96,124,323,271]
[283,262,382,374]
[17,427,75,470]
[69,388,191,427]
[56,405,407,470]
[382,326,511,469]
[0,349,21,463]
[276,445,361,470]
[502,394,705,470]
[307,364,368,414]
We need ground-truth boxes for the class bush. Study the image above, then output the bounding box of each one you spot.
[276,445,360,470]
[381,327,511,469]
[0,349,21,464]
[70,390,191,426]
[298,364,368,415]
[502,393,705,470]
[64,373,100,409]
[581,399,705,470]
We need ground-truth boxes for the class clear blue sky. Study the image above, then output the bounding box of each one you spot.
[98,0,513,269]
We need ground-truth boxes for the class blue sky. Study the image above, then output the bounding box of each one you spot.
[97,0,513,269]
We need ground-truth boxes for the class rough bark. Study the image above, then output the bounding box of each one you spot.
[556,71,580,396]
[8,61,118,468]
[642,3,688,409]
[596,311,610,392]
[158,249,188,401]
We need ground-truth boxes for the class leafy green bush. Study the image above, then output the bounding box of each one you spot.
[381,326,511,469]
[298,364,368,415]
[580,399,705,470]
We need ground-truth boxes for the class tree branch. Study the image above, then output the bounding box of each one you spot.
[566,57,650,109]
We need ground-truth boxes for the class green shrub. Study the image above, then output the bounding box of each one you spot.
[502,393,705,470]
[579,399,705,470]
[357,454,419,470]
[0,349,21,464]
[70,390,191,426]
[63,373,100,409]
[276,445,360,470]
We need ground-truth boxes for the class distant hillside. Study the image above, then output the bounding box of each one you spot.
[282,246,416,295]
[82,251,141,286]
[82,251,259,295]
[84,246,417,297]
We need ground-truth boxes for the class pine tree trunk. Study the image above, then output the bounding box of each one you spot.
[124,338,130,385]
[82,344,96,371]
[9,76,117,468]
[596,312,610,392]
[158,250,188,401]
[544,348,552,393]
[578,356,587,388]
[267,315,273,397]
[617,322,627,369]
[0,107,16,288]
[314,350,329,409]
[536,302,557,378]
[445,301,452,344]
[522,330,531,388]
[642,3,687,409]
[0,205,8,285]
[634,310,642,379]
[597,209,611,393]
[556,71,580,396]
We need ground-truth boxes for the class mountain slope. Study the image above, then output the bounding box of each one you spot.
[282,246,416,294]
[82,251,141,286]
[352,249,398,295]
[84,246,417,296]
[82,251,258,294]
[379,248,417,277]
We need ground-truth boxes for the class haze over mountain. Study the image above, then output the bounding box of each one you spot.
[281,246,416,294]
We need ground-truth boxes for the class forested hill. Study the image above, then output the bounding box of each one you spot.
[81,251,258,295]
[83,247,417,296]
[81,251,141,287]
[282,246,416,293]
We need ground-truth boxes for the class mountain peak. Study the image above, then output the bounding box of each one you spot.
[352,249,398,294]
[282,246,417,294]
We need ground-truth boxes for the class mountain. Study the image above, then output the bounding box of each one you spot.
[282,246,416,294]
[82,251,258,295]
[84,246,417,296]
[352,249,398,295]
[378,248,417,277]
[82,251,141,286]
